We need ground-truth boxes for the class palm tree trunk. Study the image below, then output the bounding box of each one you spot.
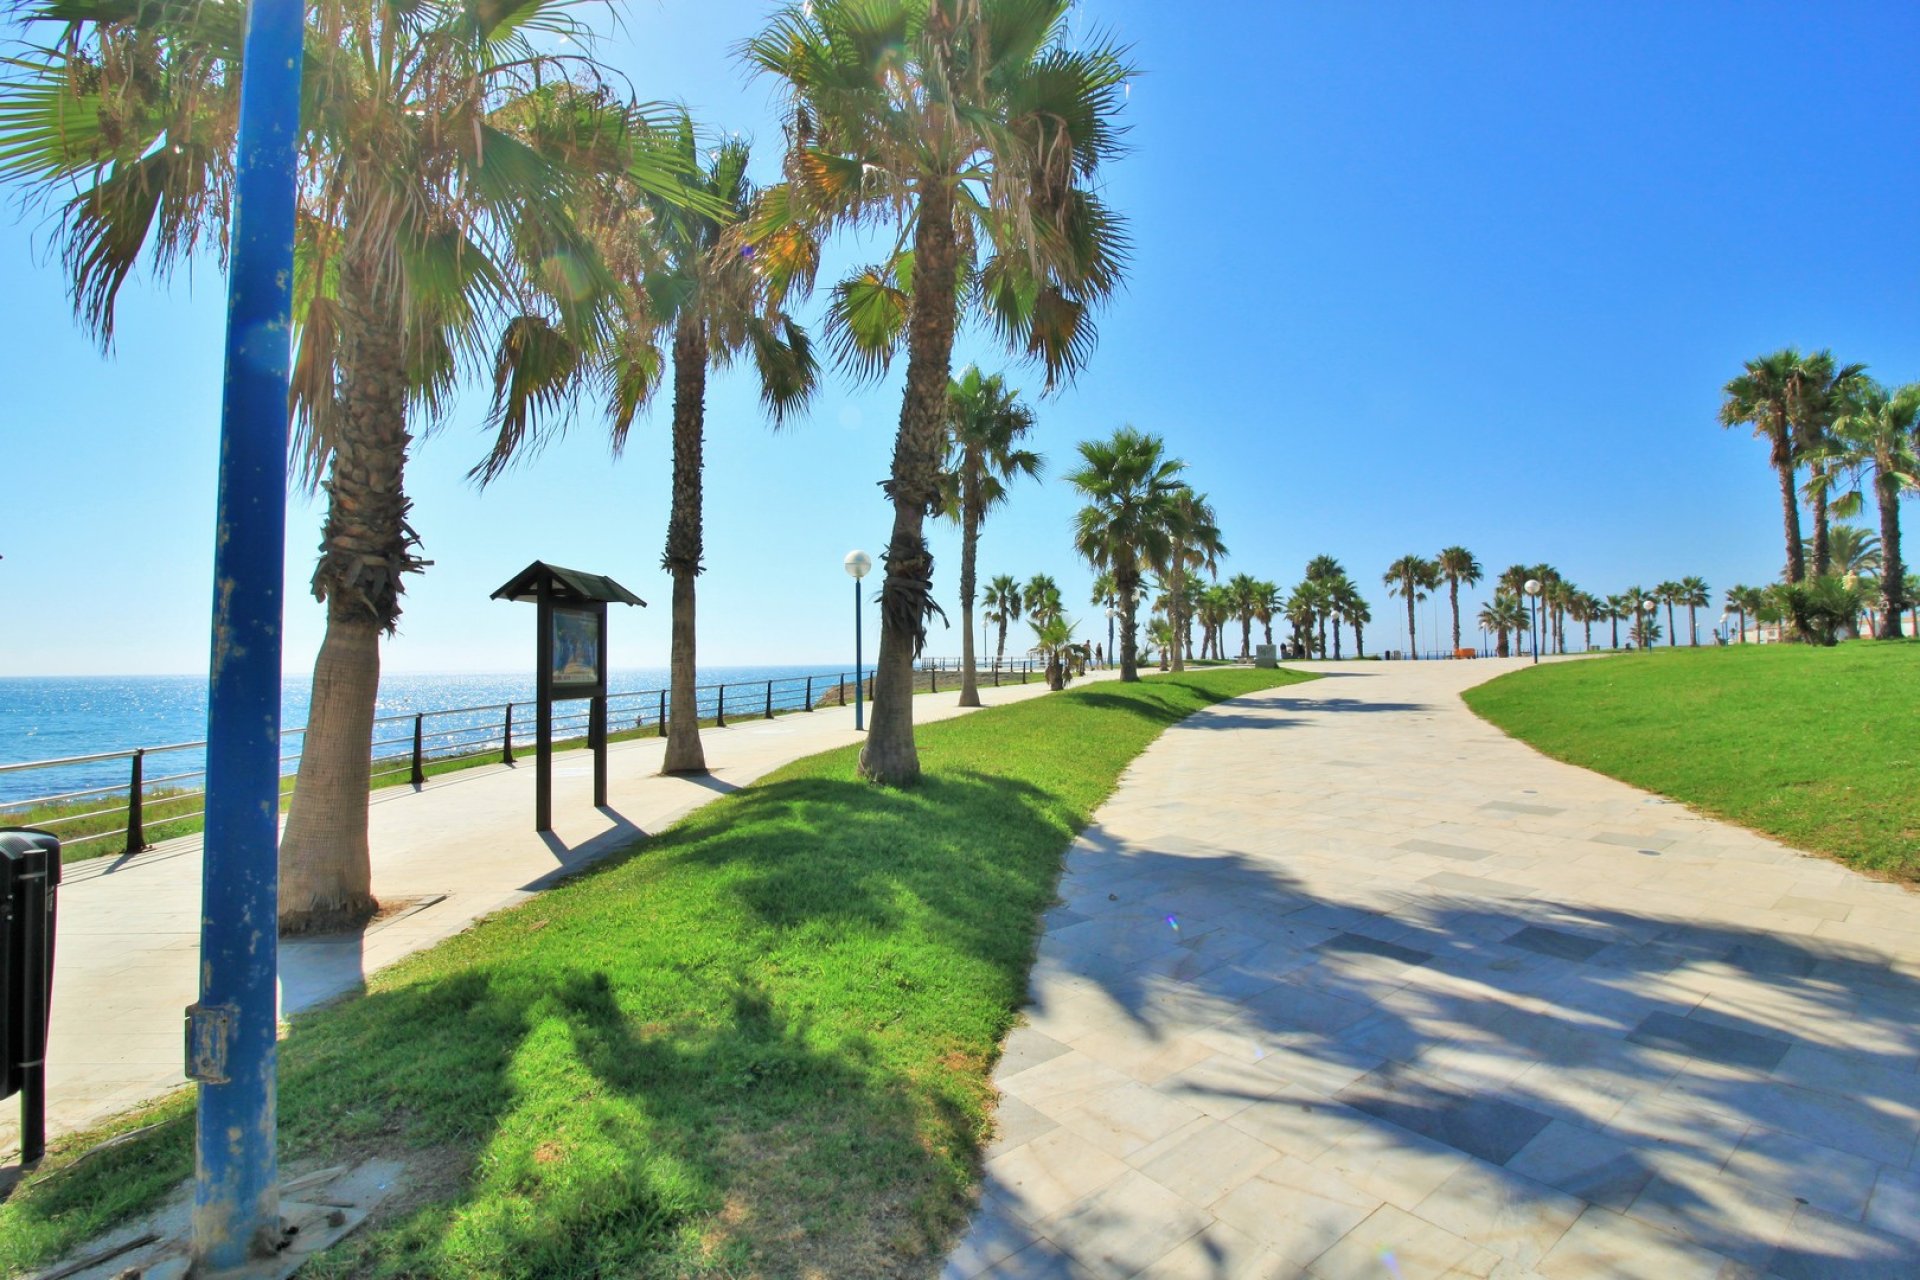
[279,251,411,934]
[1811,479,1832,579]
[1736,608,1746,642]
[1119,565,1141,681]
[995,616,1008,666]
[663,316,708,774]
[861,185,960,785]
[1240,616,1251,660]
[1318,614,1327,658]
[1354,621,1365,657]
[1688,607,1698,647]
[1665,603,1676,648]
[1879,473,1906,638]
[1405,596,1417,661]
[1332,620,1342,660]
[957,489,982,707]
[1169,559,1186,673]
[1449,580,1461,652]
[1777,449,1806,584]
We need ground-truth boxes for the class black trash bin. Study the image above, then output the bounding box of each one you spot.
[1,827,60,1164]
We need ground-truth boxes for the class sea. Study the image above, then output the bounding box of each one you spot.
[0,666,849,806]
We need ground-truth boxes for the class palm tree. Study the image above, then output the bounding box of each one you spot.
[478,122,818,777]
[1024,573,1062,624]
[748,0,1133,784]
[1435,546,1483,655]
[1832,381,1919,636]
[1818,525,1883,579]
[1790,352,1870,578]
[1254,581,1283,648]
[1384,556,1439,658]
[1498,564,1533,598]
[1226,574,1262,659]
[1146,617,1175,670]
[940,368,1042,707]
[0,0,693,929]
[1725,585,1761,643]
[1622,586,1657,649]
[1199,585,1235,660]
[1670,576,1709,646]
[1030,615,1077,691]
[1604,594,1628,649]
[1305,555,1346,583]
[1479,596,1528,658]
[1651,581,1682,649]
[1721,350,1816,584]
[1069,429,1186,681]
[983,573,1025,667]
[1331,576,1370,658]
[1285,586,1317,658]
[1157,488,1225,673]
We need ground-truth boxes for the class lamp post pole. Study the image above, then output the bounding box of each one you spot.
[845,551,872,731]
[1524,579,1542,666]
[191,0,304,1266]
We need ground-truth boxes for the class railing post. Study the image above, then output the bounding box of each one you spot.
[716,684,726,728]
[502,703,515,765]
[765,680,775,719]
[411,714,425,786]
[658,688,667,737]
[125,748,148,854]
[805,676,813,711]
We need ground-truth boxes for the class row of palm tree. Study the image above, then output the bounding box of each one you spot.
[1,0,1134,922]
[1720,348,1919,638]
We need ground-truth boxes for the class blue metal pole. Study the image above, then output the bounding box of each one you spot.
[853,579,864,732]
[192,0,304,1266]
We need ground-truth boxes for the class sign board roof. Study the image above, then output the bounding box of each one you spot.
[489,561,647,607]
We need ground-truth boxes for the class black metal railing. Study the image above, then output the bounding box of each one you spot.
[0,668,921,860]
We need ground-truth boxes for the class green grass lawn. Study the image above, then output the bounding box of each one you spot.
[0,666,1311,1279]
[1463,641,1920,877]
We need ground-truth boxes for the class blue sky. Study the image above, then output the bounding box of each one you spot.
[4,0,1917,676]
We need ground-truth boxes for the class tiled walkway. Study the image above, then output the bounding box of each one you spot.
[947,658,1920,1279]
[5,669,1086,1154]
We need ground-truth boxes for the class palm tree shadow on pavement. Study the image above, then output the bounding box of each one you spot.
[988,838,1920,1277]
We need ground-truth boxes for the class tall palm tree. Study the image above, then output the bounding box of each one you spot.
[1435,546,1482,654]
[1159,489,1226,673]
[1305,555,1346,583]
[1832,381,1920,636]
[1622,586,1656,649]
[1790,352,1870,578]
[1720,349,1814,584]
[940,368,1042,707]
[1331,576,1369,658]
[1724,585,1760,643]
[982,574,1025,667]
[748,0,1133,785]
[1024,573,1062,623]
[477,122,819,777]
[1254,581,1283,648]
[1199,584,1235,660]
[1675,576,1710,646]
[1226,573,1262,659]
[1285,588,1317,658]
[1384,555,1439,658]
[0,0,688,930]
[1653,581,1682,649]
[1069,428,1185,681]
[1479,596,1528,658]
[1604,594,1628,649]
[1498,564,1533,598]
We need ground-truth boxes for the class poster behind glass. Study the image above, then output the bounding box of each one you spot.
[550,607,601,693]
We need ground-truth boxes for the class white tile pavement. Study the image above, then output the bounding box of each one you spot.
[944,657,1920,1279]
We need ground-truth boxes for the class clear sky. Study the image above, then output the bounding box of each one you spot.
[4,0,1917,677]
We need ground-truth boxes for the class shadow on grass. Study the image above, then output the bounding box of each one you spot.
[0,669,1316,1279]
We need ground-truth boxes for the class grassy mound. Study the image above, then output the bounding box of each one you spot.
[1463,643,1920,877]
[0,666,1311,1278]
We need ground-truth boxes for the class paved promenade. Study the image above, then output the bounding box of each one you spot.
[947,658,1920,1278]
[5,670,1080,1153]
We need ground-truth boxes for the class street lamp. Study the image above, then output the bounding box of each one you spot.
[1641,597,1658,651]
[1523,578,1542,665]
[844,550,872,730]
